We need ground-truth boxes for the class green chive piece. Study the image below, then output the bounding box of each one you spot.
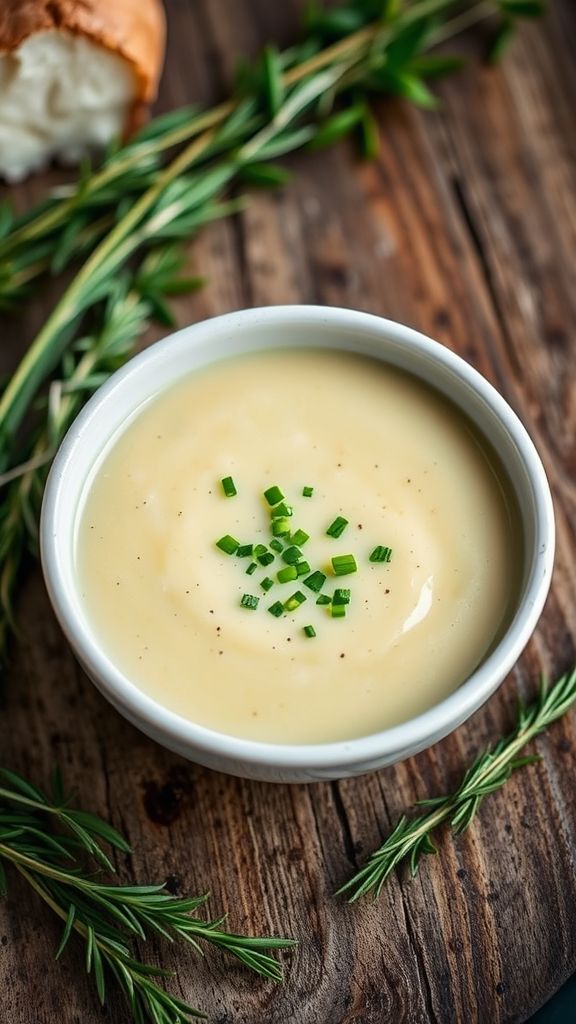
[316,594,331,605]
[303,625,316,638]
[333,588,351,606]
[271,501,293,518]
[270,539,284,553]
[260,577,274,592]
[277,565,298,584]
[264,485,284,506]
[304,570,326,592]
[284,590,307,612]
[236,543,253,558]
[221,476,237,498]
[240,594,259,610]
[302,486,314,497]
[282,545,302,565]
[331,603,346,618]
[216,534,239,555]
[332,554,357,576]
[295,560,311,577]
[326,516,349,539]
[258,551,275,566]
[291,528,310,547]
[272,517,291,536]
[246,562,258,575]
[369,545,393,563]
[268,600,284,617]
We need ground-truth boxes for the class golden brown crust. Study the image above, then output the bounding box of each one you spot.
[0,0,166,130]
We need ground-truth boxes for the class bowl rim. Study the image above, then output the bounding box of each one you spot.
[40,305,555,769]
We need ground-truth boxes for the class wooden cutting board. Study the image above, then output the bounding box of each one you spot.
[1,2,575,1022]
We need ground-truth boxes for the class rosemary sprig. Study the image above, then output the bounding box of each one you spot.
[0,769,295,1022]
[338,666,576,901]
[0,0,543,473]
[0,248,201,665]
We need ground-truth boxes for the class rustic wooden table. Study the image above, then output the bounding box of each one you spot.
[1,2,575,1022]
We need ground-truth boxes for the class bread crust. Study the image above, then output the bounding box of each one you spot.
[0,0,166,130]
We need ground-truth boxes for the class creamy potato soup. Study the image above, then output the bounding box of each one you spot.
[76,349,520,744]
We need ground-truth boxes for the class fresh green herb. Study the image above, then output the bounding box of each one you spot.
[268,601,284,618]
[331,603,347,618]
[260,577,274,592]
[370,545,392,563]
[291,528,310,546]
[284,590,307,612]
[326,516,348,538]
[277,565,298,584]
[271,501,293,518]
[221,475,237,498]
[303,625,317,638]
[216,535,239,555]
[302,486,314,497]
[240,594,259,610]
[0,769,295,1021]
[338,667,576,902]
[264,485,284,506]
[333,588,351,605]
[258,550,275,567]
[332,554,357,576]
[316,594,331,605]
[295,560,311,577]
[272,518,291,537]
[246,561,258,575]
[304,570,326,592]
[270,538,284,553]
[282,545,302,565]
[237,543,254,558]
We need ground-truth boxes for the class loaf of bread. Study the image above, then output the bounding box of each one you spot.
[0,0,166,181]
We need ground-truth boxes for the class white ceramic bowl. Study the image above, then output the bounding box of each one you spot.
[41,306,554,783]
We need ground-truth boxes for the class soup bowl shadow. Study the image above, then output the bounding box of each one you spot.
[40,306,554,783]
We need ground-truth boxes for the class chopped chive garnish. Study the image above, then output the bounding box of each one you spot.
[216,535,239,555]
[268,601,284,617]
[291,528,310,547]
[271,501,293,518]
[370,545,393,563]
[277,565,298,584]
[264,485,284,506]
[260,577,274,592]
[246,561,258,575]
[269,538,284,553]
[303,625,316,638]
[302,486,314,497]
[332,554,357,576]
[316,594,331,605]
[272,517,291,536]
[326,516,349,539]
[240,594,259,610]
[331,603,346,618]
[282,545,302,565]
[221,476,237,498]
[333,588,351,606]
[254,543,274,566]
[236,543,253,558]
[304,570,326,592]
[284,590,307,612]
[295,560,311,577]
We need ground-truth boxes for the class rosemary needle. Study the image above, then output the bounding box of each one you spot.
[338,666,576,902]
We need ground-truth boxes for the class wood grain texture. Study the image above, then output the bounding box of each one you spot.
[1,2,575,1022]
